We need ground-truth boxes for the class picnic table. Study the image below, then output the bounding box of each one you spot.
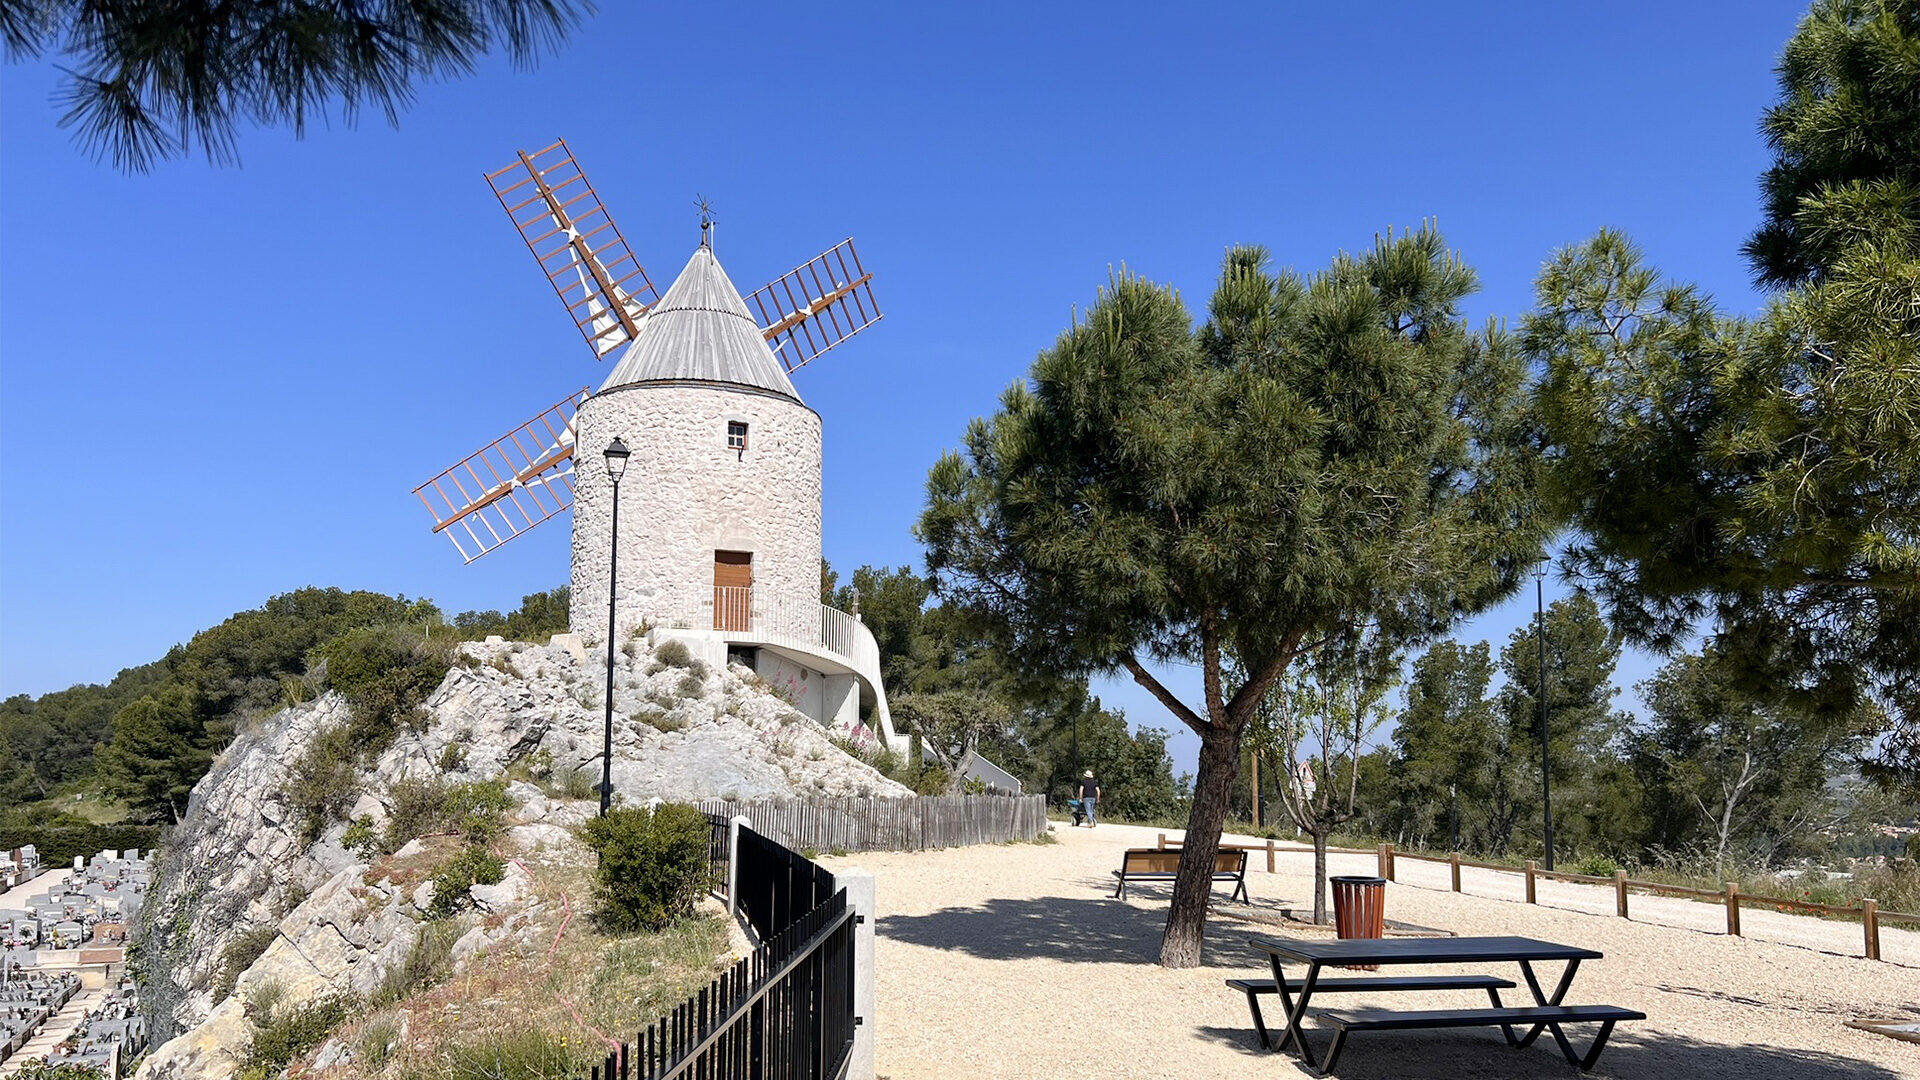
[1245,934,1642,1074]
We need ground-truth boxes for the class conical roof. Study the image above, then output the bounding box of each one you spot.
[599,241,801,401]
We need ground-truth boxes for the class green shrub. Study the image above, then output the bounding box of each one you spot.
[286,722,358,843]
[355,1012,403,1070]
[314,625,455,751]
[341,814,380,859]
[442,1025,588,1080]
[548,765,599,800]
[579,804,711,931]
[212,925,280,1004]
[675,670,707,697]
[651,639,695,670]
[384,777,511,851]
[910,763,953,796]
[641,706,687,733]
[438,742,470,771]
[239,993,351,1080]
[1574,854,1620,877]
[372,917,461,1007]
[0,824,161,869]
[245,979,286,1023]
[428,845,506,918]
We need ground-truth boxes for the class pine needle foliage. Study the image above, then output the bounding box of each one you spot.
[1744,0,1920,288]
[920,229,1550,965]
[1532,2,1920,795]
[4,0,589,172]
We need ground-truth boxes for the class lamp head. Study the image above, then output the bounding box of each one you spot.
[604,437,630,482]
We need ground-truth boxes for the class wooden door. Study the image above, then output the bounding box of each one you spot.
[714,551,752,630]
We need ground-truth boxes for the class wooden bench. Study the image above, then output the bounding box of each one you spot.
[1111,848,1248,903]
[1316,1004,1645,1073]
[1224,974,1515,1050]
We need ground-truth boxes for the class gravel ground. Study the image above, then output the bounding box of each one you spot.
[822,822,1920,1080]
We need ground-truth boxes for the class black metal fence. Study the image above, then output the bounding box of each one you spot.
[734,826,838,942]
[703,810,734,900]
[584,824,856,1080]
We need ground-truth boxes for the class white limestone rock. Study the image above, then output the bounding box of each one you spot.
[469,860,533,914]
[134,633,906,1063]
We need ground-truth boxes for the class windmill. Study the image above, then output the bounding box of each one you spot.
[414,138,881,563]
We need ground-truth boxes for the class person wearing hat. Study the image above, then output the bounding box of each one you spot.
[1078,769,1101,827]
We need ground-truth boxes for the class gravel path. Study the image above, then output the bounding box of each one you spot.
[823,822,1920,1080]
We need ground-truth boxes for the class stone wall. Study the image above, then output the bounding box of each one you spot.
[571,380,822,643]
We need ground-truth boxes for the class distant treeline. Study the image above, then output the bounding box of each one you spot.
[0,586,571,823]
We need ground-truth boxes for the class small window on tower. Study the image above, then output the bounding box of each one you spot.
[727,421,749,453]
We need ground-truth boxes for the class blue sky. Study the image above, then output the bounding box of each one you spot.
[0,2,1808,773]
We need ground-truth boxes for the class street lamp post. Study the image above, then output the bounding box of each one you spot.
[1536,567,1555,871]
[601,437,630,818]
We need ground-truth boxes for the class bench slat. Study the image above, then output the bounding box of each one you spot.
[1323,1005,1644,1032]
[1227,975,1515,995]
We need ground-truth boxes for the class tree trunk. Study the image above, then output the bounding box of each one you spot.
[1160,729,1240,967]
[1312,828,1330,925]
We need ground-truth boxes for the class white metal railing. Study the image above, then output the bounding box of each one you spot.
[705,586,880,672]
[685,585,900,753]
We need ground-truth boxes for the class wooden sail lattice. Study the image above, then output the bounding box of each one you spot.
[486,139,659,358]
[422,139,887,564]
[414,390,589,563]
[745,239,882,372]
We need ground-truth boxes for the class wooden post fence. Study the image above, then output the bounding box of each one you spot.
[1242,840,1909,961]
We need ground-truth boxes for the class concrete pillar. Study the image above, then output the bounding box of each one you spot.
[727,816,751,917]
[840,867,876,1080]
[820,674,860,734]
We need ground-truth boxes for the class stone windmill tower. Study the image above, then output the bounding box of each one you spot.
[416,140,901,751]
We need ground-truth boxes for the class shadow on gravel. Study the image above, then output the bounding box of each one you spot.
[877,891,1269,967]
[1185,1024,1905,1078]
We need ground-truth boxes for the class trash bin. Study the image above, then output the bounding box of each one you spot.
[1330,875,1387,971]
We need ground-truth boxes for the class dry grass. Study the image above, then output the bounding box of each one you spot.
[319,849,733,1079]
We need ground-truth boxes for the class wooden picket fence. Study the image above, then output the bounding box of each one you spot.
[697,795,1048,854]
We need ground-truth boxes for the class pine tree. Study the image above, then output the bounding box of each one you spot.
[1532,1,1920,796]
[921,229,1549,966]
[1635,649,1868,871]
[96,683,210,822]
[1387,640,1498,850]
[1494,593,1634,859]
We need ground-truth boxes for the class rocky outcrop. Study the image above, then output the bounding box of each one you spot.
[132,636,907,1077]
[135,864,420,1080]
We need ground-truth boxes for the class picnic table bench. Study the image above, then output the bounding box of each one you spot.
[1246,934,1643,1074]
[1111,848,1248,903]
[1225,973,1515,1050]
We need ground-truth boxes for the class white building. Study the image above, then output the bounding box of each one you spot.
[568,236,903,753]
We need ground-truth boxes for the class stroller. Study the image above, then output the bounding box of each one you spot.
[1067,798,1088,827]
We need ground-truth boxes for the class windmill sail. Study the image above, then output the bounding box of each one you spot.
[414,390,589,562]
[745,239,882,372]
[486,139,659,358]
